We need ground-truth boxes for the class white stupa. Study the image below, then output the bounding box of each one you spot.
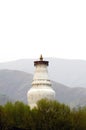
[27,55,55,108]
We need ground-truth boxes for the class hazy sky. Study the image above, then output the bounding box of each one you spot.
[0,0,86,62]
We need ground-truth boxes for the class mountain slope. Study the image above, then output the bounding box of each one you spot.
[0,69,86,107]
[0,70,32,104]
[0,94,11,105]
[0,58,86,88]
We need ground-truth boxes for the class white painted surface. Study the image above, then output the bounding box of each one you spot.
[27,59,55,108]
[27,87,55,108]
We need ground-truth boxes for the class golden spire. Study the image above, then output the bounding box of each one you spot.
[40,54,43,61]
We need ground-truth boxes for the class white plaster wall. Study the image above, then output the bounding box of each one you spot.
[33,64,49,80]
[27,63,55,108]
[27,87,55,108]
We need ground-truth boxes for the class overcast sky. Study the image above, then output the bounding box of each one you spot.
[0,0,86,62]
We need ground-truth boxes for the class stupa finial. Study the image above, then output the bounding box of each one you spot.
[40,54,43,61]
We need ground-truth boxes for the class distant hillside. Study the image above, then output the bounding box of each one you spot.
[0,69,32,104]
[0,94,11,105]
[0,58,86,88]
[0,69,86,107]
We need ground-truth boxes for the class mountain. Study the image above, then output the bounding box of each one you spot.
[0,58,86,88]
[0,94,11,105]
[0,69,86,107]
[0,69,32,104]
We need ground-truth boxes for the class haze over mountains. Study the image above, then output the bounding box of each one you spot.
[0,58,86,88]
[0,58,86,107]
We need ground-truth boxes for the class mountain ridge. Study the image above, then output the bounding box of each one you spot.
[0,69,86,107]
[0,58,86,88]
